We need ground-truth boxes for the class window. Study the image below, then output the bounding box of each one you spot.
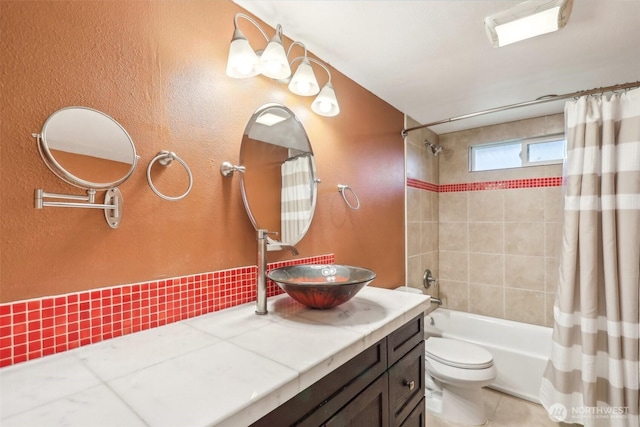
[469,133,565,172]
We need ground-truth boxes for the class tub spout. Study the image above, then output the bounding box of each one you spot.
[431,297,443,305]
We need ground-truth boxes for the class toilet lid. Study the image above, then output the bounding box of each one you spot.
[425,337,494,369]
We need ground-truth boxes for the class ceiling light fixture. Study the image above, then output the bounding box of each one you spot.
[226,13,339,117]
[484,0,573,48]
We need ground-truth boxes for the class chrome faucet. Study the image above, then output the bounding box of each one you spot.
[255,229,298,315]
[276,244,299,255]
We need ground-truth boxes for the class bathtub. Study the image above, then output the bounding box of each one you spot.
[424,308,553,403]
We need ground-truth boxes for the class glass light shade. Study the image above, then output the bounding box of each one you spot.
[259,33,291,80]
[288,58,320,96]
[484,0,572,48]
[226,29,260,78]
[495,7,560,47]
[311,82,340,117]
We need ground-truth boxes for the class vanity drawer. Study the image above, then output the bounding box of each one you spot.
[387,314,424,366]
[388,340,425,427]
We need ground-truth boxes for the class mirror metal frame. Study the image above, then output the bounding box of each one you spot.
[239,103,318,247]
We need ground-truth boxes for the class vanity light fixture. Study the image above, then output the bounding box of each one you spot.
[484,0,573,47]
[290,55,340,117]
[226,13,339,117]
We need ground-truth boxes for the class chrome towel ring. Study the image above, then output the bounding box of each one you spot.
[146,150,193,201]
[338,184,360,210]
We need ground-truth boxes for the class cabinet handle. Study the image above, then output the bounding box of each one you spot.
[403,380,415,391]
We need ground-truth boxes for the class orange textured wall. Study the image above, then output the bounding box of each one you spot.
[0,0,405,303]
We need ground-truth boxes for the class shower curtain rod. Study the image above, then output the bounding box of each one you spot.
[401,81,640,137]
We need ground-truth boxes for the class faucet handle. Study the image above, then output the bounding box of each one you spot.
[257,229,279,238]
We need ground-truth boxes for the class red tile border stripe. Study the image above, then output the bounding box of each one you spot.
[407,177,563,193]
[0,254,334,368]
[406,178,439,192]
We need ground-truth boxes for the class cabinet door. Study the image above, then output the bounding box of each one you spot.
[399,398,425,427]
[323,373,389,427]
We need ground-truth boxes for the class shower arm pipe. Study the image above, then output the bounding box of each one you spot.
[401,81,640,137]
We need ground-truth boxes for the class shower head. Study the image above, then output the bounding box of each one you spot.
[424,140,443,157]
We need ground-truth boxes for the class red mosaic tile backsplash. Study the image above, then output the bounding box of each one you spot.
[0,254,334,368]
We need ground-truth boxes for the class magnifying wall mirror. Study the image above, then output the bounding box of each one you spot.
[239,104,318,247]
[37,107,137,189]
[33,106,138,228]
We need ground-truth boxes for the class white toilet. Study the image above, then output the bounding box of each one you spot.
[424,337,497,425]
[393,287,497,425]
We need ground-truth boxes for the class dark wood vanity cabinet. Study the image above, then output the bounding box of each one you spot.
[251,314,425,427]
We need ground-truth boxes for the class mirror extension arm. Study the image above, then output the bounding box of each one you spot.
[34,188,123,229]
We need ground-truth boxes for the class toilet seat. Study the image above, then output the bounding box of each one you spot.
[425,337,493,369]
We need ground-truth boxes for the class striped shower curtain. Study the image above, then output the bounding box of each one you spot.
[539,88,640,427]
[281,154,312,244]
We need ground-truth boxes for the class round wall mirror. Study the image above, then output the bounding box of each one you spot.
[240,104,318,246]
[36,106,138,190]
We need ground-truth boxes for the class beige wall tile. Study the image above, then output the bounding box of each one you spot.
[407,188,420,222]
[407,222,421,256]
[407,255,424,289]
[439,192,468,222]
[505,222,545,256]
[544,186,564,222]
[544,163,563,177]
[422,222,439,253]
[469,222,504,254]
[545,222,562,258]
[543,114,565,134]
[469,190,504,222]
[545,256,559,294]
[469,253,504,286]
[439,251,468,282]
[406,141,420,179]
[439,222,468,252]
[504,188,545,222]
[439,280,468,311]
[504,288,546,325]
[420,191,437,222]
[469,283,504,318]
[439,134,471,184]
[504,255,545,291]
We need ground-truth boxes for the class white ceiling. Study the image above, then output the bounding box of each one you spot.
[233,0,640,134]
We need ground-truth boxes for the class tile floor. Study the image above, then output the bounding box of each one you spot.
[426,388,579,427]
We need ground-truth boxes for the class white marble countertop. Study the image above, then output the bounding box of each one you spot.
[0,287,429,427]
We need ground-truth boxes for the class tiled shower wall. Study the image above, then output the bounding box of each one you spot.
[405,116,439,295]
[438,114,564,327]
[405,114,565,326]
